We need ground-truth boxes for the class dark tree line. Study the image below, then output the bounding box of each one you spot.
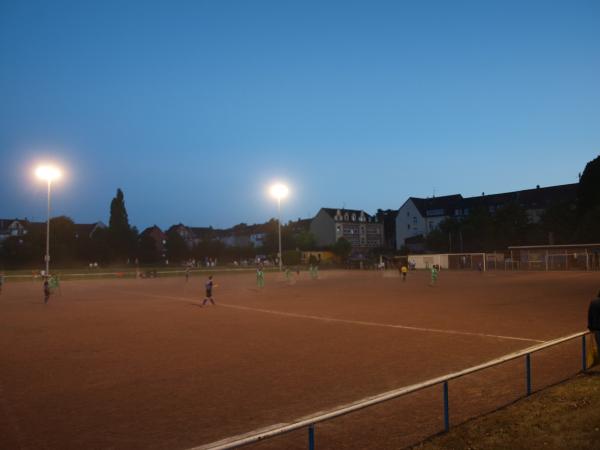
[425,155,600,253]
[0,188,320,268]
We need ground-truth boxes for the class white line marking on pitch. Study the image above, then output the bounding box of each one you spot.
[218,303,544,343]
[116,289,544,343]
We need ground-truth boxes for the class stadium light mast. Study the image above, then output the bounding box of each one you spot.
[35,165,62,278]
[269,183,289,272]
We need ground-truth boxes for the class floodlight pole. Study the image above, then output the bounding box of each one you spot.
[45,179,52,277]
[277,197,283,271]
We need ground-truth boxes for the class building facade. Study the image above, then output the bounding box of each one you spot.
[310,208,384,250]
[395,184,578,250]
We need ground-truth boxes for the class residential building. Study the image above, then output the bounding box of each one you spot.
[74,222,106,240]
[0,219,30,242]
[395,183,578,250]
[310,208,383,250]
[168,223,197,249]
[375,209,399,250]
[396,195,463,251]
[139,225,167,258]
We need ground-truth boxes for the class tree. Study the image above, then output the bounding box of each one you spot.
[138,234,160,264]
[539,201,577,245]
[331,237,352,262]
[577,155,600,218]
[80,227,111,264]
[166,229,188,263]
[575,155,600,242]
[491,202,531,249]
[0,236,35,268]
[283,249,301,265]
[108,189,135,262]
[295,230,317,251]
[48,216,77,265]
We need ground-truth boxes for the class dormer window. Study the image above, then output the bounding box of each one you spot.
[344,213,349,221]
[351,214,356,221]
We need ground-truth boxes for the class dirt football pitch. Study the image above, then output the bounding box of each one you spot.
[1,269,598,449]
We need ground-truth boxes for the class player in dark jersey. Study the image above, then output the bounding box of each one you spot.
[43,278,51,304]
[202,275,215,306]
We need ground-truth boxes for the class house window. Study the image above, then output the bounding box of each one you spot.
[407,224,410,229]
[344,213,349,221]
[352,214,356,221]
[413,217,417,224]
[336,226,341,232]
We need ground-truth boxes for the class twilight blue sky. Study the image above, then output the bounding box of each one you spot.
[1,0,599,230]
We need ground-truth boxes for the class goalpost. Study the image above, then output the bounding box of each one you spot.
[447,253,486,271]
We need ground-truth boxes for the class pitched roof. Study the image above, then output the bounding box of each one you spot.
[406,184,578,218]
[409,195,463,217]
[320,208,378,222]
[462,183,578,210]
[74,222,106,238]
[0,218,26,230]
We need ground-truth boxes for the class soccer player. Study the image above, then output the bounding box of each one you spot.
[256,266,265,288]
[256,264,265,288]
[43,278,51,304]
[430,266,439,286]
[49,274,60,294]
[285,267,291,282]
[401,265,408,282]
[202,275,215,306]
[185,266,190,282]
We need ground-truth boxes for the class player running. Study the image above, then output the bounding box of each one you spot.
[401,265,408,282]
[43,278,51,304]
[430,265,439,286]
[201,275,216,306]
[256,266,265,288]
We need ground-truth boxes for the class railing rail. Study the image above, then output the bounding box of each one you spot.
[193,330,590,450]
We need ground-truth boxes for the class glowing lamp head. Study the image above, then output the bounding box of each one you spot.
[270,183,289,200]
[35,165,62,182]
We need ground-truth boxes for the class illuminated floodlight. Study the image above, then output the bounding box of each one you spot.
[35,163,63,280]
[35,165,62,182]
[268,182,289,272]
[270,183,289,200]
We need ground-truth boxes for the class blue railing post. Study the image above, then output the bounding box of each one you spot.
[582,334,587,372]
[443,381,449,432]
[525,353,531,396]
[308,423,315,450]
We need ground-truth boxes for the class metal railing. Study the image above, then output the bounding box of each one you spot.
[193,330,591,450]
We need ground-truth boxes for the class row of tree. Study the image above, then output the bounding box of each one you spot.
[424,155,600,253]
[2,155,598,268]
[0,189,322,268]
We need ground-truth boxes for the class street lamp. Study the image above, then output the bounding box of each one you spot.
[35,165,62,277]
[269,183,289,271]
